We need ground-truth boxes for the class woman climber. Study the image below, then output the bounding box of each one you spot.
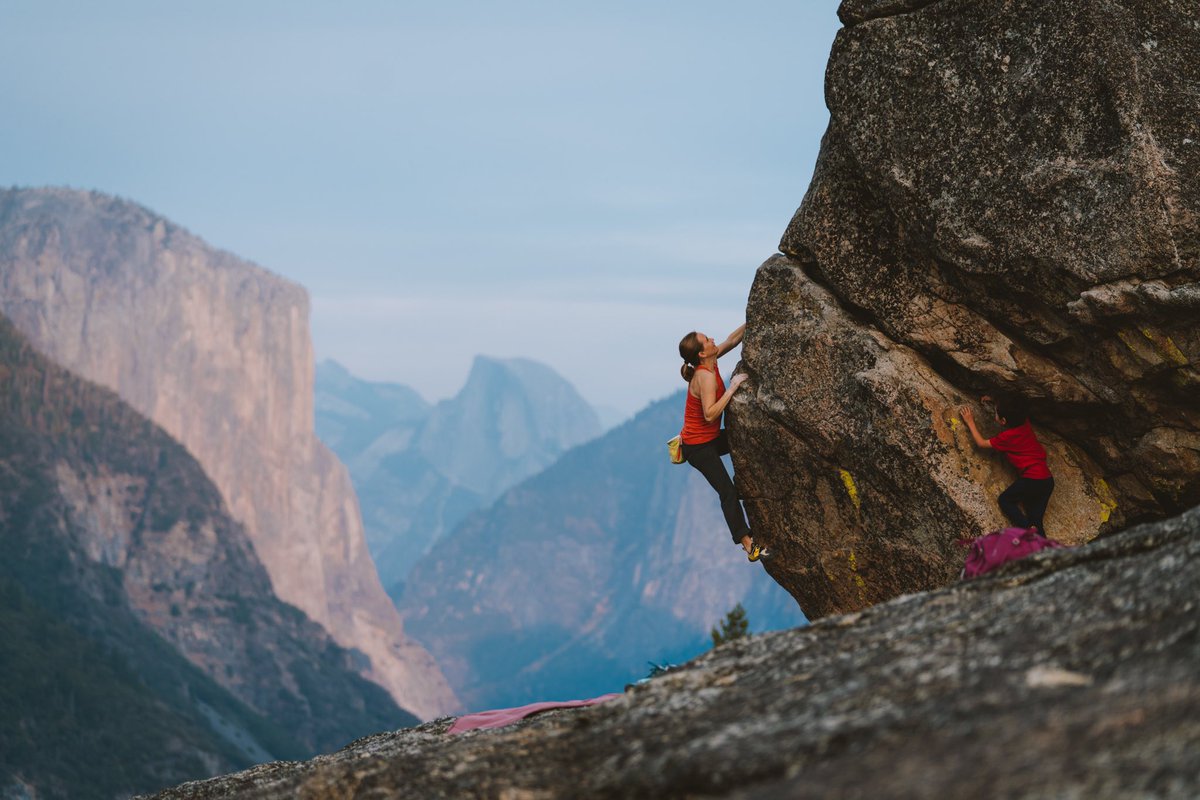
[677,324,767,562]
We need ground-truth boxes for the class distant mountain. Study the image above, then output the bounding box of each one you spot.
[0,313,414,799]
[316,356,601,596]
[398,391,806,711]
[415,356,602,499]
[0,187,456,719]
[593,404,632,432]
[314,359,429,462]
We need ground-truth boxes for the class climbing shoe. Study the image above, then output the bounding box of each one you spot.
[747,543,771,562]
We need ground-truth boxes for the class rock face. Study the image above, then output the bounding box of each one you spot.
[399,393,803,710]
[143,506,1200,799]
[317,356,601,595]
[0,188,457,719]
[0,313,415,797]
[732,0,1200,618]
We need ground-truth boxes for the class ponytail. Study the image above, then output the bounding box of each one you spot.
[678,332,702,383]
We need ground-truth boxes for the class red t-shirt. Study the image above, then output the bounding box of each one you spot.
[681,364,723,445]
[989,421,1052,479]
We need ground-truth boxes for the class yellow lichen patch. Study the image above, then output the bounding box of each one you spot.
[1094,477,1118,524]
[1163,338,1189,366]
[839,469,861,510]
[1116,328,1165,367]
[847,549,868,601]
[1139,327,1190,367]
[1116,328,1144,355]
[949,416,961,431]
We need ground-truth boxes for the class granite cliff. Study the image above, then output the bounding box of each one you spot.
[0,188,457,718]
[0,313,415,799]
[144,505,1200,799]
[731,0,1200,618]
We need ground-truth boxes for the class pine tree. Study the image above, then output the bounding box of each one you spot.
[710,603,749,648]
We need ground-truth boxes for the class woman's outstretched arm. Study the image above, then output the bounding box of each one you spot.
[717,323,746,358]
[959,406,993,449]
[699,371,748,423]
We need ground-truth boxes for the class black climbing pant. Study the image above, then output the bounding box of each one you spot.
[681,430,752,545]
[998,476,1055,536]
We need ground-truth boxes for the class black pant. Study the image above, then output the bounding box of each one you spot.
[998,477,1055,535]
[681,431,751,544]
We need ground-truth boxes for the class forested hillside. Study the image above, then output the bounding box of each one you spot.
[0,314,413,799]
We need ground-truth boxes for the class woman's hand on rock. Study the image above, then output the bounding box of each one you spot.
[730,373,749,390]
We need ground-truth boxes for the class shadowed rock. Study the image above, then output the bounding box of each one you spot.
[141,506,1200,799]
[732,0,1199,618]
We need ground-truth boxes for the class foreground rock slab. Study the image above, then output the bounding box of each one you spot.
[145,507,1200,799]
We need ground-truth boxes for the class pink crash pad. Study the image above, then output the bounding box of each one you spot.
[447,693,621,734]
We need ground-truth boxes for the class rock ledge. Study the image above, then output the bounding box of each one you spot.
[145,506,1200,799]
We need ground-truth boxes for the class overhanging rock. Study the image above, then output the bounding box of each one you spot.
[731,0,1199,618]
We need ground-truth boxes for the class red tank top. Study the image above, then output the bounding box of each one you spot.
[988,420,1052,479]
[681,363,724,445]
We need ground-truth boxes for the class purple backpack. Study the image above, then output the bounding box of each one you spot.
[961,527,1063,580]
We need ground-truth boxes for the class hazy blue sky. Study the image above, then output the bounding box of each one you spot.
[2,1,841,416]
